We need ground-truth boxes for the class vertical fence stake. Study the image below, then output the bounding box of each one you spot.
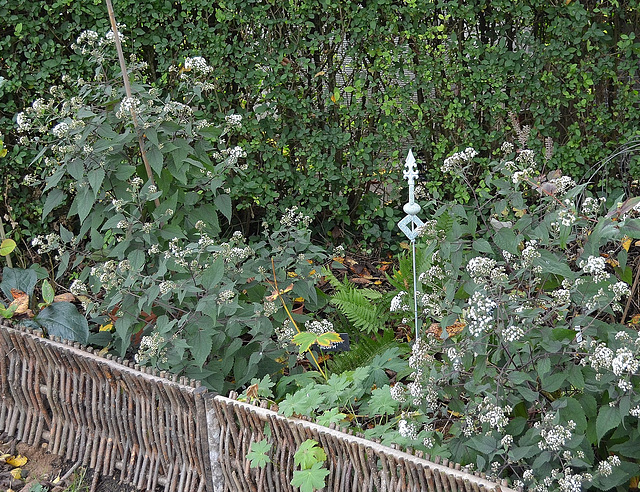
[397,150,424,342]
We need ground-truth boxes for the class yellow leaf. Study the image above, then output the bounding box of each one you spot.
[330,93,337,103]
[287,271,298,278]
[98,347,109,356]
[52,473,61,484]
[0,148,7,158]
[6,455,28,467]
[99,322,113,332]
[10,468,22,479]
[315,331,343,347]
[622,236,632,251]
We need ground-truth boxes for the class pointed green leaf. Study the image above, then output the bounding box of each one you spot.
[596,405,621,444]
[41,279,54,305]
[214,194,232,223]
[42,189,66,219]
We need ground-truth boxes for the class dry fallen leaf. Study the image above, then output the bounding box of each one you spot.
[53,292,75,303]
[5,454,28,467]
[246,383,258,400]
[427,321,466,340]
[8,290,29,315]
[10,468,22,479]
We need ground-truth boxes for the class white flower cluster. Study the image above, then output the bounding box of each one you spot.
[216,289,235,305]
[596,455,621,477]
[135,331,166,364]
[90,260,121,291]
[305,319,333,335]
[31,233,63,255]
[279,206,312,229]
[521,239,541,267]
[581,196,606,216]
[611,347,639,376]
[398,418,418,439]
[275,319,296,348]
[184,56,214,74]
[578,255,610,283]
[501,141,514,154]
[502,324,525,342]
[535,413,575,452]
[609,281,631,301]
[390,383,407,403]
[465,291,497,337]
[551,288,571,306]
[225,114,243,128]
[159,280,177,295]
[555,206,577,228]
[442,147,478,173]
[548,175,575,196]
[69,279,88,296]
[446,346,464,371]
[52,121,70,138]
[117,96,141,118]
[466,257,496,282]
[478,397,512,433]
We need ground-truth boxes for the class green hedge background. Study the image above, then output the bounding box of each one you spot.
[1,0,639,246]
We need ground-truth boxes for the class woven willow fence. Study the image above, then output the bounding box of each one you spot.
[0,322,514,492]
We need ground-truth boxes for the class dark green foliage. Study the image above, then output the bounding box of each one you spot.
[2,0,640,248]
[328,328,406,376]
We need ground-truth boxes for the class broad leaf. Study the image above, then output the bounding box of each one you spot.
[596,405,621,444]
[1,267,37,298]
[35,302,88,344]
[0,238,16,256]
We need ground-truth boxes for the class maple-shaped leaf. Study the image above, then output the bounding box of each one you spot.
[247,439,271,469]
[292,331,342,354]
[290,463,330,492]
[294,439,327,470]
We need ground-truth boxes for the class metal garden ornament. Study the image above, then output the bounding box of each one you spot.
[397,150,424,342]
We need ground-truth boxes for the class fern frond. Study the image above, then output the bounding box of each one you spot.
[328,329,401,375]
[330,286,385,334]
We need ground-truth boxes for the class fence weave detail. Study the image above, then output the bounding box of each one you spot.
[0,322,514,492]
[208,395,515,492]
[0,323,213,492]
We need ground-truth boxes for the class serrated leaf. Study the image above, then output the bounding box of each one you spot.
[316,407,347,426]
[200,256,224,290]
[596,405,621,444]
[35,302,89,344]
[190,329,213,368]
[294,440,327,469]
[291,463,330,492]
[214,194,232,222]
[147,145,164,175]
[42,189,66,218]
[315,331,342,347]
[247,439,271,468]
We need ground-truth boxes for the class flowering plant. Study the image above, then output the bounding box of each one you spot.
[388,142,640,490]
[15,29,326,393]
